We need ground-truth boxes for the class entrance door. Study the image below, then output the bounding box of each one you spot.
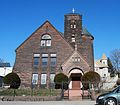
[72,80,80,89]
[71,74,81,89]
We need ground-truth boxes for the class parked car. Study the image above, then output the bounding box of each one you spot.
[96,85,120,105]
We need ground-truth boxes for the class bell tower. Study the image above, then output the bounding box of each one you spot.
[64,12,82,48]
[64,11,94,71]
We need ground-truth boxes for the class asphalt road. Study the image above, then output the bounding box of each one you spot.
[0,101,96,105]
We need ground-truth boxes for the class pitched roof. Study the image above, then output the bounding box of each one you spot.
[62,48,90,67]
[16,20,74,52]
[82,27,94,40]
[102,54,107,60]
[95,60,108,68]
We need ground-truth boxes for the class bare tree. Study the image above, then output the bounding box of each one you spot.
[110,49,120,72]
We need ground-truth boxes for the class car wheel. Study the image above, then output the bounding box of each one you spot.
[105,98,117,105]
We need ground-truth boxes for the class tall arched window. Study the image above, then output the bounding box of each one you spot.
[41,34,51,46]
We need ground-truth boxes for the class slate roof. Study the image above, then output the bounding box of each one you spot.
[82,27,94,39]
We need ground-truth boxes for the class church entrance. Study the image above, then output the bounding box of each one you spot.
[68,68,83,90]
[71,73,82,89]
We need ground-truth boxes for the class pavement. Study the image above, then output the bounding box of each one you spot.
[0,101,96,105]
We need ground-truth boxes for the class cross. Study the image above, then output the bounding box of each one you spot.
[72,8,75,13]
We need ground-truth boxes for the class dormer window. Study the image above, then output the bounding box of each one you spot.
[41,34,51,47]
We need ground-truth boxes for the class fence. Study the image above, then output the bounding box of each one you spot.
[0,81,118,100]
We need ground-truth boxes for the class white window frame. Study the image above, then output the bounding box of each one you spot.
[50,74,55,83]
[41,34,51,47]
[41,74,47,84]
[32,74,38,85]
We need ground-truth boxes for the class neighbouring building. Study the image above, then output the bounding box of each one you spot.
[13,12,94,90]
[0,63,13,87]
[94,54,118,90]
[94,54,109,81]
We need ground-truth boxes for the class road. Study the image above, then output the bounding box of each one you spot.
[0,101,96,105]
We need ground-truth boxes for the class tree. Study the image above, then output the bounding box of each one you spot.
[110,49,120,72]
[54,73,68,90]
[82,71,100,89]
[3,72,21,89]
[107,57,116,77]
[108,57,114,72]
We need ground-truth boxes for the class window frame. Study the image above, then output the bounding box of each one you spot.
[41,74,47,85]
[40,34,51,47]
[50,54,57,67]
[32,73,39,85]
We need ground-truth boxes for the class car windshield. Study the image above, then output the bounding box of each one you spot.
[111,86,120,93]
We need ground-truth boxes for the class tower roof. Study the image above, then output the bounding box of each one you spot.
[82,27,94,39]
[102,54,107,60]
[82,27,92,36]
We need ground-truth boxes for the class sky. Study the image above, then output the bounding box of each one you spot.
[0,0,120,66]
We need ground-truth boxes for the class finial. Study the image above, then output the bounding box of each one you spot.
[72,8,75,13]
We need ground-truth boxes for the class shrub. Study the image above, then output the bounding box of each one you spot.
[3,72,21,89]
[82,71,100,89]
[54,73,68,90]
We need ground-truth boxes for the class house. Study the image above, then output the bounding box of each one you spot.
[94,54,118,90]
[0,63,13,87]
[94,54,109,81]
[13,12,94,90]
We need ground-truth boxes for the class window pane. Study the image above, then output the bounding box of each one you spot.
[34,54,40,57]
[50,74,55,83]
[42,67,47,71]
[50,67,55,72]
[33,67,38,72]
[32,74,38,85]
[46,40,51,46]
[42,54,48,57]
[41,74,47,84]
[50,54,56,57]
[42,35,51,39]
[42,57,48,66]
[41,40,46,46]
[34,57,39,66]
[41,35,51,47]
[51,57,56,66]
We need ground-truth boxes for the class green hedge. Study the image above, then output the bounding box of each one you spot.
[3,72,21,89]
[0,88,61,96]
[54,73,68,90]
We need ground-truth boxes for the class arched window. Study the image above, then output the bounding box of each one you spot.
[41,34,51,46]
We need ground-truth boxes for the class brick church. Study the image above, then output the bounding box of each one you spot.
[13,12,94,89]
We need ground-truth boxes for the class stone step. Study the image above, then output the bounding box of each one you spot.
[69,96,82,101]
[64,89,82,97]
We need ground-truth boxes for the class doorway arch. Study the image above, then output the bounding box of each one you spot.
[69,68,84,89]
